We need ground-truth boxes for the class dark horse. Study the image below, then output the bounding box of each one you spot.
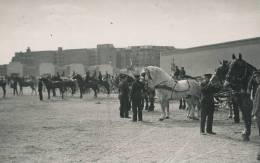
[0,78,6,98]
[16,77,37,95]
[224,56,257,141]
[213,60,234,118]
[51,76,77,96]
[41,77,64,99]
[96,80,110,95]
[72,74,98,98]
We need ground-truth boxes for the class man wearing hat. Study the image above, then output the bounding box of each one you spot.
[130,73,145,122]
[252,70,260,160]
[200,73,219,135]
[118,76,130,118]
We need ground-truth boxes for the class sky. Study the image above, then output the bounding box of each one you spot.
[0,0,260,64]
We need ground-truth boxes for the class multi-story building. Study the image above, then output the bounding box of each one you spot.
[5,37,260,77]
[8,44,175,76]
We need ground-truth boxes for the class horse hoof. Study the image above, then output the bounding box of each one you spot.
[228,116,232,119]
[165,116,170,119]
[159,118,164,121]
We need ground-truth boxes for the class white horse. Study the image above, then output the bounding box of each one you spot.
[143,66,201,121]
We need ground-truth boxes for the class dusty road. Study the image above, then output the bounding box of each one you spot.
[0,88,260,163]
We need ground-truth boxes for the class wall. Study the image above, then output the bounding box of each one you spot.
[39,63,55,76]
[7,62,23,76]
[161,42,260,76]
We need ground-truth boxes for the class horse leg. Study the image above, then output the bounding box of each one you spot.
[3,87,6,98]
[159,99,166,121]
[165,100,170,119]
[186,98,195,119]
[19,86,22,95]
[47,89,50,99]
[93,87,97,98]
[60,87,64,99]
[80,88,83,99]
[228,98,233,119]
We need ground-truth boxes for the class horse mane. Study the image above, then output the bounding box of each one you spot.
[146,66,172,82]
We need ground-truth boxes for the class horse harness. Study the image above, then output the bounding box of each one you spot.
[154,79,191,99]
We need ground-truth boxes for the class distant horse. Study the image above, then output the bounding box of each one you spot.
[41,77,64,99]
[96,79,110,95]
[143,66,201,121]
[0,78,6,98]
[17,77,37,95]
[72,74,98,98]
[52,76,77,96]
[224,57,257,141]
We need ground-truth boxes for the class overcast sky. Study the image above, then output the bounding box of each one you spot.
[0,0,260,64]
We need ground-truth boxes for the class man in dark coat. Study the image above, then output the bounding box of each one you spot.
[38,78,43,101]
[118,76,130,118]
[12,78,18,96]
[200,74,219,135]
[179,67,186,79]
[130,74,145,122]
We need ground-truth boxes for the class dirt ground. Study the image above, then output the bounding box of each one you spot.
[0,88,260,163]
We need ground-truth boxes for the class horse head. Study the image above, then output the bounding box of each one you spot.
[72,74,82,81]
[215,61,230,85]
[144,66,171,88]
[225,59,256,91]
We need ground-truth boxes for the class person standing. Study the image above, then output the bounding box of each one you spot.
[38,78,43,101]
[174,66,180,80]
[130,74,145,122]
[200,74,219,135]
[252,70,260,160]
[118,76,130,118]
[12,78,18,96]
[179,67,186,79]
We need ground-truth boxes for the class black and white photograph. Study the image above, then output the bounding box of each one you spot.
[0,0,260,162]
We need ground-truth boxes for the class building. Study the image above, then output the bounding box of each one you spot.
[5,37,260,77]
[8,45,175,77]
[0,64,7,76]
[160,37,260,76]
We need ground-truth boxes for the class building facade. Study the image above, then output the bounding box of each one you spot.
[161,37,260,76]
[8,44,175,77]
[4,37,260,77]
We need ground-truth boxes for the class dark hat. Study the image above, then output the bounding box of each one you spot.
[204,73,212,78]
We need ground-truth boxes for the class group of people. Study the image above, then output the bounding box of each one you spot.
[118,73,154,122]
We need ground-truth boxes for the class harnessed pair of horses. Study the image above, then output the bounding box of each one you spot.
[40,76,77,99]
[143,57,256,141]
[72,74,110,99]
